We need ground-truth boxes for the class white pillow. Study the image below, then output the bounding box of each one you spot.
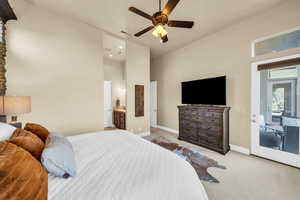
[0,122,16,141]
[41,134,76,178]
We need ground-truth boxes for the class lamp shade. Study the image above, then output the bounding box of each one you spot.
[0,96,31,115]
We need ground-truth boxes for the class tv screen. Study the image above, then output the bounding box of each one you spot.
[181,76,226,105]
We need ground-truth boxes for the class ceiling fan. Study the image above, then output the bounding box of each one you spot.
[129,0,194,43]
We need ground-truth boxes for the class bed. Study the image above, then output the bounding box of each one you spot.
[48,130,208,200]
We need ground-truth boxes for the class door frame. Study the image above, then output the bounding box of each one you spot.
[104,81,113,128]
[150,81,158,128]
[251,54,300,168]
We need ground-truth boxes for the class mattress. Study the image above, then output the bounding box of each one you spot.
[48,130,208,200]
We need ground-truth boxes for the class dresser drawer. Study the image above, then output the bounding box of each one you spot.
[180,112,223,123]
[198,122,222,132]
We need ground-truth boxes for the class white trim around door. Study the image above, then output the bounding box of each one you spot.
[104,81,113,128]
[150,81,158,128]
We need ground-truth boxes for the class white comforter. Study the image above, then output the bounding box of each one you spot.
[48,130,208,200]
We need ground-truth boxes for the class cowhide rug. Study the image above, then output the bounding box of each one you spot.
[151,136,226,183]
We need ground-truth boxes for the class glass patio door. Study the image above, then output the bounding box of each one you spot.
[251,55,300,168]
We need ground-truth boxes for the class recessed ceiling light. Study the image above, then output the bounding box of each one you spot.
[119,46,123,49]
[109,54,113,57]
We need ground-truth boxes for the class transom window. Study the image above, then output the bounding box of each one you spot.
[253,28,300,57]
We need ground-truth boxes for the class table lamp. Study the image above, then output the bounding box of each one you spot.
[0,96,31,126]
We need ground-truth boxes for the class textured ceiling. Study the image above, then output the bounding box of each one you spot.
[17,0,285,58]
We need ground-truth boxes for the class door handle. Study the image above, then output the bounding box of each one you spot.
[251,120,257,123]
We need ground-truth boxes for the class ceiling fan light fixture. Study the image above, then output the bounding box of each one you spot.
[129,0,194,43]
[152,24,168,38]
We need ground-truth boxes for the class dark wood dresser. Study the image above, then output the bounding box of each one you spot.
[113,110,126,130]
[178,105,230,155]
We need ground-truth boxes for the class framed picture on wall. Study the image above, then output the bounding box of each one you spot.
[135,85,144,117]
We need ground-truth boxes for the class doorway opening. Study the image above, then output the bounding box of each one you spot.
[103,33,126,129]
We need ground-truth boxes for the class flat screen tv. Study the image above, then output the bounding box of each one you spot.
[181,76,226,105]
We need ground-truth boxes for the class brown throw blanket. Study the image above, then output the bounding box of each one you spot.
[0,141,48,200]
[9,129,45,160]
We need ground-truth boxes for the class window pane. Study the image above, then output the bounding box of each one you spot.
[269,67,298,79]
[272,87,284,112]
[255,29,300,56]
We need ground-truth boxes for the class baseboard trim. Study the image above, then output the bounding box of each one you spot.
[157,125,179,135]
[230,144,250,155]
[137,132,151,137]
[157,125,250,155]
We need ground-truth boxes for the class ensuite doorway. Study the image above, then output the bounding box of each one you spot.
[103,33,126,129]
[251,54,300,168]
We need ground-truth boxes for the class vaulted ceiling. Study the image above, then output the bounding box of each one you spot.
[21,0,285,58]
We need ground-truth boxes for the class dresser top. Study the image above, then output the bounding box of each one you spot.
[178,104,230,109]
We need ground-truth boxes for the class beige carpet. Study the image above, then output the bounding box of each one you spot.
[146,128,300,200]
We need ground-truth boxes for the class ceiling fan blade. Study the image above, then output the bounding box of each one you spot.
[161,35,168,43]
[129,7,152,21]
[134,26,154,37]
[168,20,194,28]
[162,0,180,16]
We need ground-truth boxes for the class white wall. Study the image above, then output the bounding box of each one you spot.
[104,58,126,107]
[126,41,150,134]
[151,0,300,148]
[6,1,104,135]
